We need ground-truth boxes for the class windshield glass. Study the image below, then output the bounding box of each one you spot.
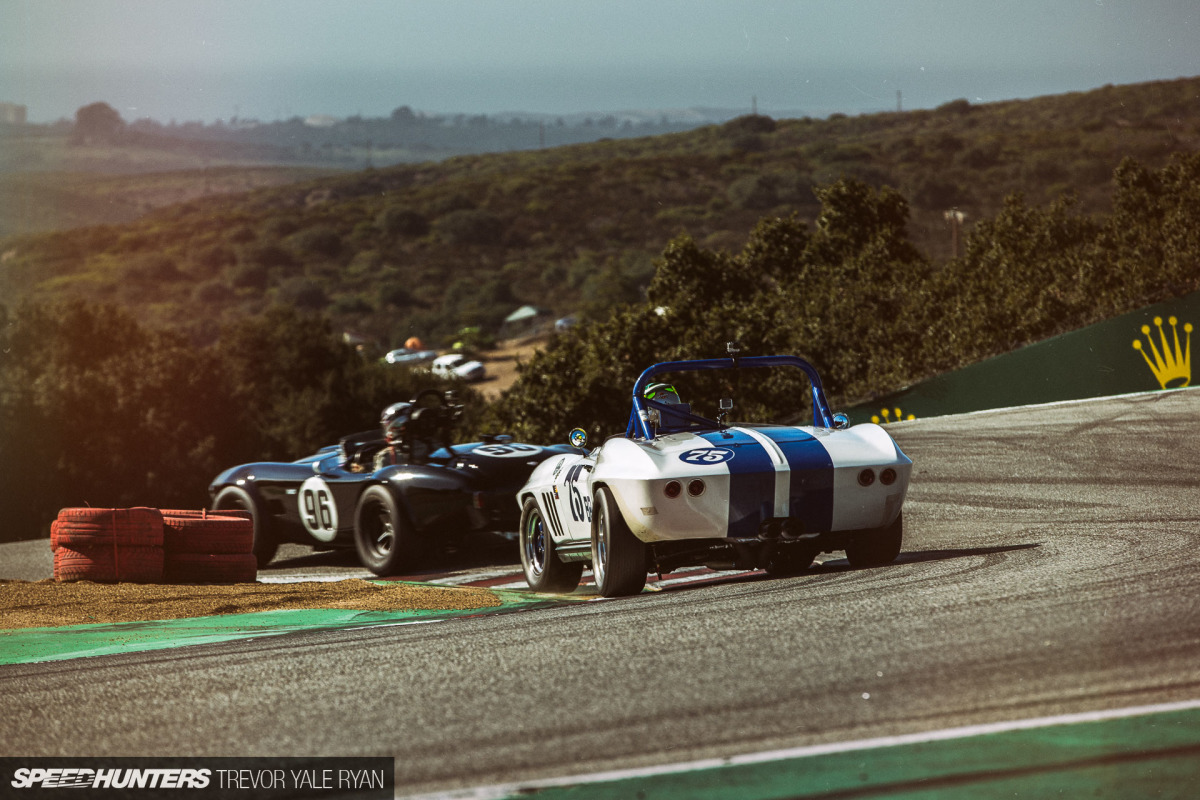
[639,366,817,436]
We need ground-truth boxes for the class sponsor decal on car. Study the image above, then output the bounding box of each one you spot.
[474,444,543,458]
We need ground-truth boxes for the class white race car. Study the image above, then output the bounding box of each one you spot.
[516,351,913,596]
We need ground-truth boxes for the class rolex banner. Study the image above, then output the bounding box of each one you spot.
[849,289,1197,424]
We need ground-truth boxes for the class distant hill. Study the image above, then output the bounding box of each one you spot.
[2,76,1198,352]
[0,104,751,237]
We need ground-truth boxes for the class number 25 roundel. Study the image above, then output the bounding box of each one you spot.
[678,448,735,465]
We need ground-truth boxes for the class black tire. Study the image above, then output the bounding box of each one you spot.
[845,512,904,568]
[519,497,584,593]
[213,486,278,568]
[591,486,647,598]
[764,544,817,577]
[354,485,421,576]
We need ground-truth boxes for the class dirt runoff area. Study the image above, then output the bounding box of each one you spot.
[0,578,501,629]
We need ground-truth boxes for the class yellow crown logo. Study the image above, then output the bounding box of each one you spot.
[871,407,915,424]
[1132,316,1192,389]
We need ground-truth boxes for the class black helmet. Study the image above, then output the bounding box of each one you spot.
[380,402,413,444]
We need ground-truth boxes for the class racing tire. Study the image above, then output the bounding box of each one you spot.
[161,511,254,554]
[354,485,422,577]
[52,507,164,549]
[212,486,279,568]
[54,544,164,583]
[845,512,904,568]
[764,544,817,577]
[519,497,584,593]
[591,486,647,598]
[163,552,258,584]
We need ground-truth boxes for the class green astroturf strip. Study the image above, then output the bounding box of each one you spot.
[0,587,565,665]
[511,707,1200,800]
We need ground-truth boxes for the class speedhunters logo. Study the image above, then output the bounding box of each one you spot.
[12,768,210,789]
[2,758,392,798]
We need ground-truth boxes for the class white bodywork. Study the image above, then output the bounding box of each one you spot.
[519,422,911,549]
[431,353,486,382]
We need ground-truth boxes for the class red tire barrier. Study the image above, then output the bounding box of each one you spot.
[162,552,258,584]
[52,507,164,549]
[161,511,254,554]
[54,544,164,583]
[161,509,251,520]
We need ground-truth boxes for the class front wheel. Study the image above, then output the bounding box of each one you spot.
[519,497,584,593]
[845,512,904,568]
[213,485,278,568]
[591,486,647,597]
[354,485,421,576]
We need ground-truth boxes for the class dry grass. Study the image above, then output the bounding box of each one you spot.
[0,578,500,629]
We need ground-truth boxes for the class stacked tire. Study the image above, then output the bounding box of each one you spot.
[161,510,258,584]
[51,507,165,583]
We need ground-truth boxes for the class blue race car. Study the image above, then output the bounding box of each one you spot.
[210,390,581,575]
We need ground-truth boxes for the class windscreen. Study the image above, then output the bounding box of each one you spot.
[646,366,816,432]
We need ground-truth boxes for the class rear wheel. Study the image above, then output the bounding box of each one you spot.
[354,485,421,576]
[213,486,278,568]
[845,512,904,568]
[591,487,647,597]
[519,497,584,593]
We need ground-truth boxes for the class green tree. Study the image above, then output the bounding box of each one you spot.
[72,101,125,144]
[0,301,239,541]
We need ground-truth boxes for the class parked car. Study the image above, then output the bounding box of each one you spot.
[431,353,486,382]
[516,351,913,596]
[384,347,438,365]
[209,390,580,574]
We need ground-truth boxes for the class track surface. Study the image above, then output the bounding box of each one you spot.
[3,389,1199,795]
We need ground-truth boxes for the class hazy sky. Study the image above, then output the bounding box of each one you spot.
[2,0,1198,123]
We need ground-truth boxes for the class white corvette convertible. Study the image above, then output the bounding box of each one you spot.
[516,351,913,596]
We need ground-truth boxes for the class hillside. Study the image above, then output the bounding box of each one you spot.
[0,165,342,239]
[2,77,1198,353]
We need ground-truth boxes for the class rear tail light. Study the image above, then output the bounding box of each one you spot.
[664,480,682,499]
[858,469,876,487]
[880,468,897,486]
[687,479,706,497]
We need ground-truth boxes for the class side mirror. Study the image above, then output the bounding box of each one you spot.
[832,413,850,430]
[569,427,588,449]
[719,398,733,411]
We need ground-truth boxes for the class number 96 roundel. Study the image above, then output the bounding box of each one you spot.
[299,476,339,542]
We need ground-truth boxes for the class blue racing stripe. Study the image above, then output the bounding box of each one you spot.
[696,430,776,538]
[754,428,834,533]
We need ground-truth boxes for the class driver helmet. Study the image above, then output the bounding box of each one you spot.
[380,402,413,444]
[644,382,682,405]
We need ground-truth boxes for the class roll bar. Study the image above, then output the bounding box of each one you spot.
[625,355,835,439]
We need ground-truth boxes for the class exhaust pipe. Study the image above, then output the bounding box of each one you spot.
[781,519,811,540]
[758,520,782,540]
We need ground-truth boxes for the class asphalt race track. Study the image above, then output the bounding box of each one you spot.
[2,388,1199,796]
